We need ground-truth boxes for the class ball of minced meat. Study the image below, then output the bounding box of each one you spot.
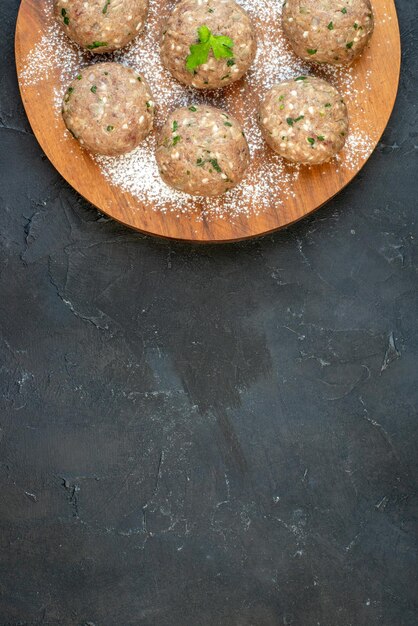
[62,62,154,156]
[160,0,257,90]
[259,76,349,165]
[155,105,250,196]
[54,0,149,53]
[282,0,374,65]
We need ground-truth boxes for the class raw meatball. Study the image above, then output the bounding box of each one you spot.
[282,0,374,65]
[259,76,348,164]
[160,0,257,90]
[62,62,154,156]
[155,105,250,196]
[54,0,149,53]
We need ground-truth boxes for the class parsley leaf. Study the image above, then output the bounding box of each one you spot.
[87,41,108,49]
[186,25,234,72]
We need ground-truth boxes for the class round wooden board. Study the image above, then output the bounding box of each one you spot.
[15,0,400,243]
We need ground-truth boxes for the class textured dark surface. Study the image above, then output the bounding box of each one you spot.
[1,1,417,625]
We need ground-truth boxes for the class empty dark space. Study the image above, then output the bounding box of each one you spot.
[0,1,417,625]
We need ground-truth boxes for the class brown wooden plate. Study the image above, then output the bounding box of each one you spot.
[15,0,400,242]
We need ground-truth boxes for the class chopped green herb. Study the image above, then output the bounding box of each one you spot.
[209,158,222,173]
[172,121,178,132]
[353,22,359,29]
[324,103,332,108]
[307,137,315,145]
[208,8,214,12]
[221,74,230,80]
[307,48,317,55]
[87,41,108,49]
[76,74,82,80]
[137,76,142,81]
[346,41,354,49]
[146,101,151,108]
[61,8,69,25]
[102,1,111,14]
[172,135,181,146]
[317,135,325,141]
[279,95,285,101]
[186,25,234,72]
[224,121,233,127]
[286,115,304,126]
[279,104,284,110]
[227,59,235,67]
[91,85,97,93]
[327,22,334,30]
[295,76,307,81]
[341,7,347,14]
[106,125,114,132]
[188,106,197,112]
[67,86,74,93]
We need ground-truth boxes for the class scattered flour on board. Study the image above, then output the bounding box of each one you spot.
[20,0,375,220]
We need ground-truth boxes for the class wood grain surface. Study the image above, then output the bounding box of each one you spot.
[15,0,401,243]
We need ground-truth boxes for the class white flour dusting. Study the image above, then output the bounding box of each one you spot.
[21,0,375,220]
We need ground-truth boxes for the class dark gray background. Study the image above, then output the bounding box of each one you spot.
[1,1,417,625]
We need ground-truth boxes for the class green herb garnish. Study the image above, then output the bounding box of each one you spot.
[172,135,181,146]
[87,41,108,49]
[102,1,111,14]
[307,48,317,55]
[341,7,347,14]
[295,76,307,81]
[91,85,97,93]
[327,22,334,30]
[307,137,315,145]
[186,25,234,72]
[188,106,197,112]
[286,115,304,126]
[346,41,354,49]
[61,8,70,25]
[106,125,114,132]
[224,121,233,127]
[209,158,222,173]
